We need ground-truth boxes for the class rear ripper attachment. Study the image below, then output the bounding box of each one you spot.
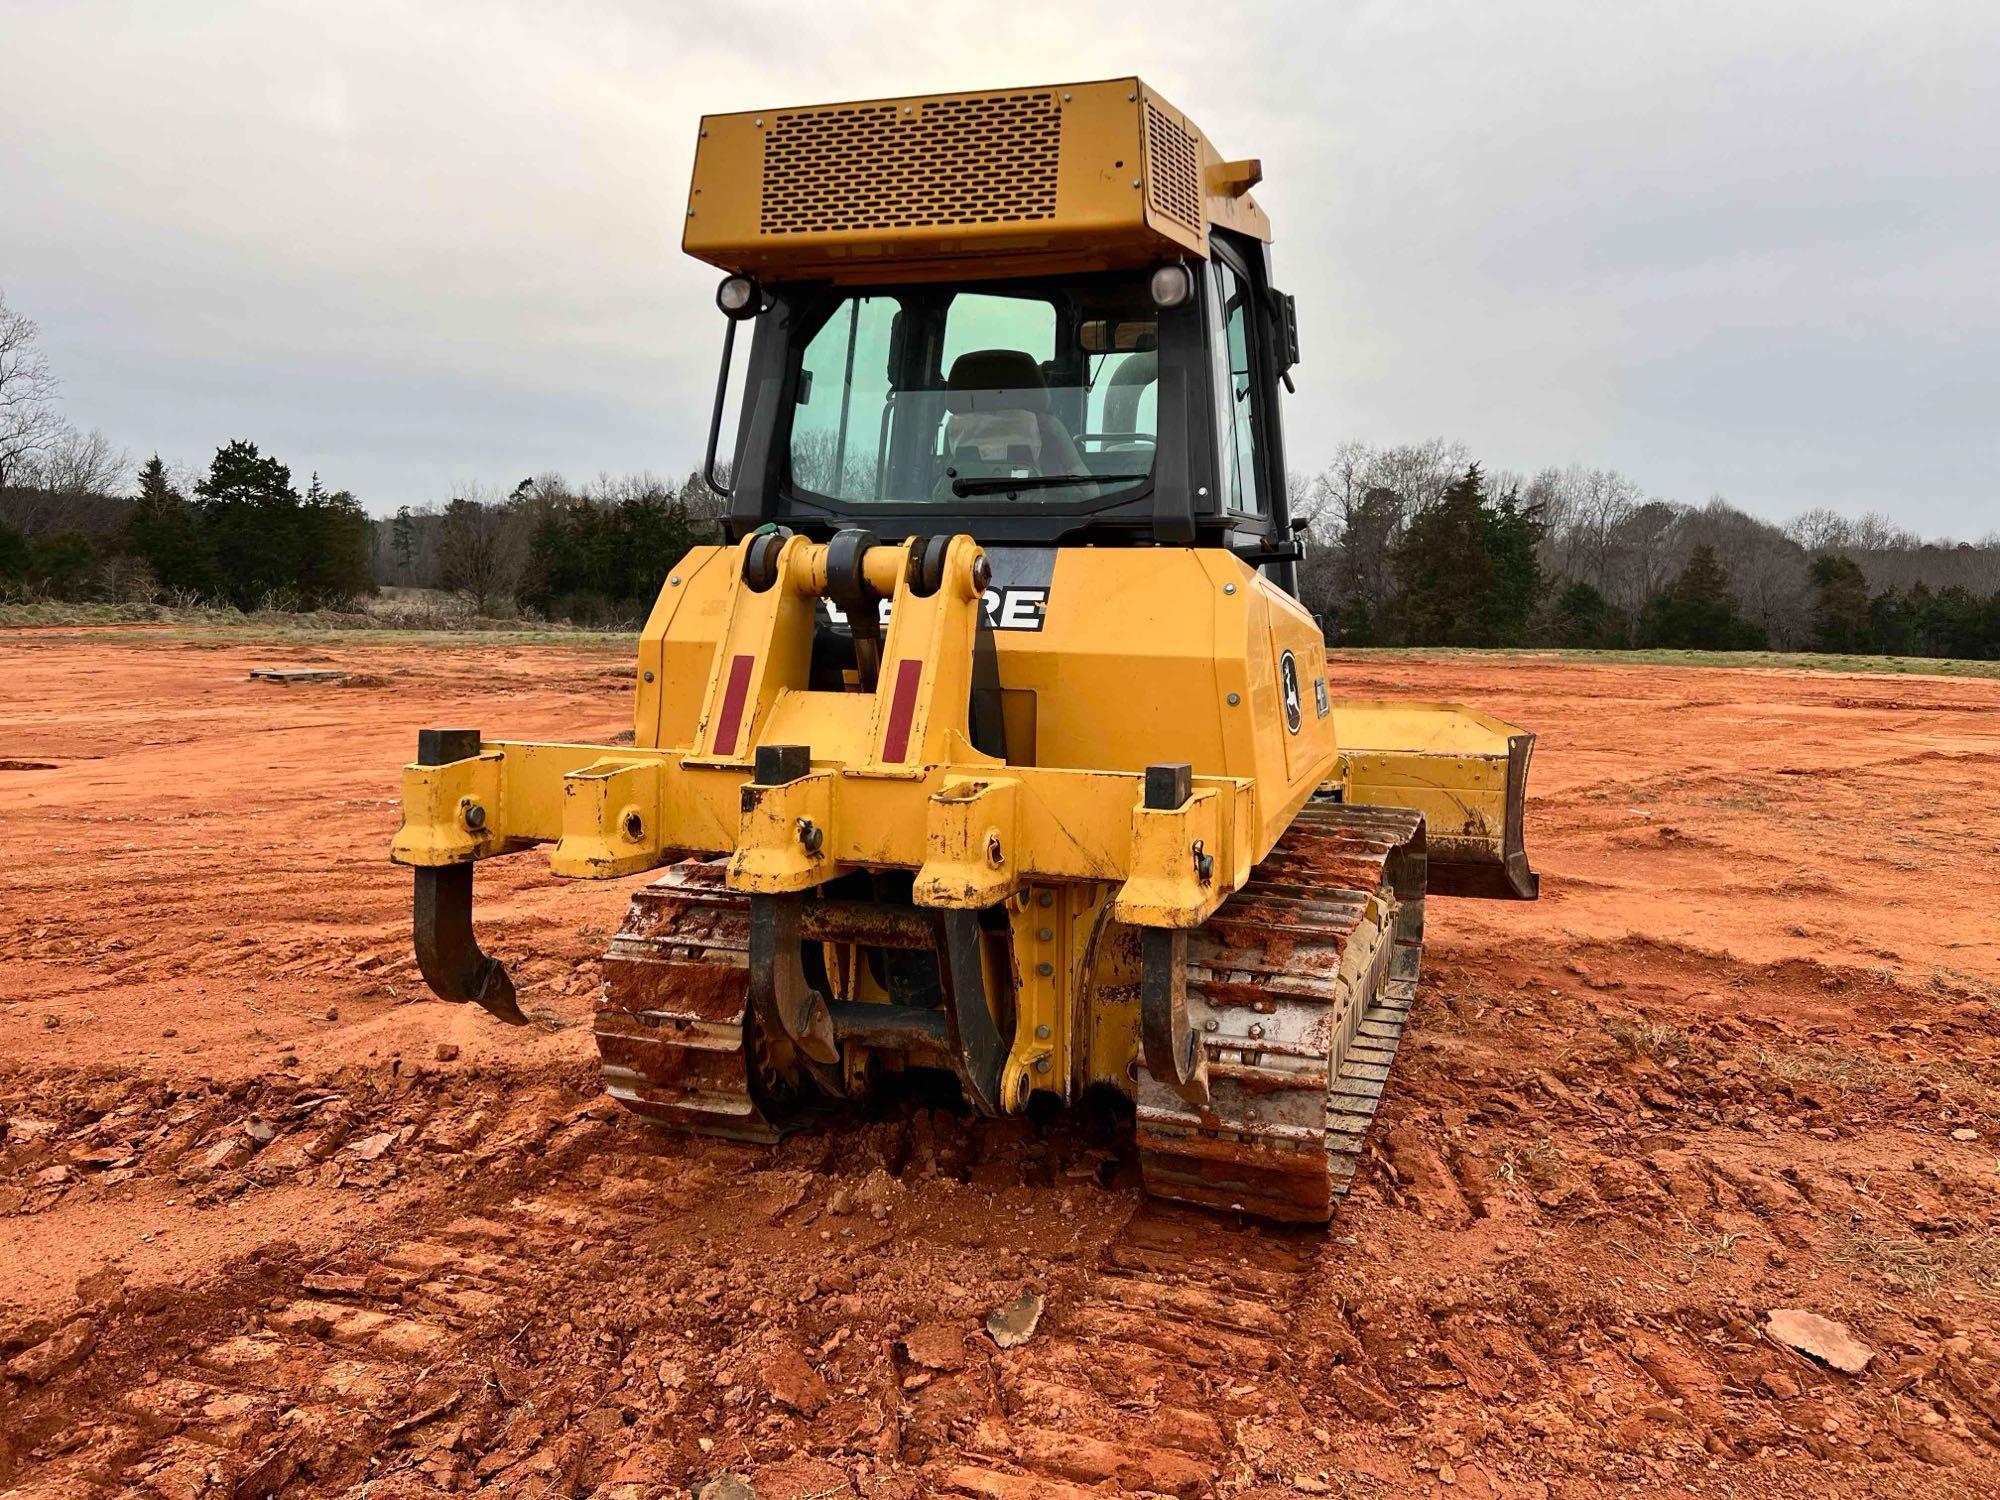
[407,728,526,1027]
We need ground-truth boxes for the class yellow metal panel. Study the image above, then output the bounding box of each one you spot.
[914,776,1022,909]
[550,757,668,878]
[687,535,818,764]
[865,536,989,769]
[1330,699,1539,896]
[1081,917,1141,1090]
[635,547,729,750]
[1003,882,1100,1107]
[682,76,1265,282]
[1331,699,1526,757]
[400,544,1352,922]
[1109,789,1224,928]
[989,549,1331,867]
[395,740,1261,889]
[1331,698,1519,852]
[757,688,875,764]
[729,770,835,892]
[390,753,503,865]
[1341,754,1506,852]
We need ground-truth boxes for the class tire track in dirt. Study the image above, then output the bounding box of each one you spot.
[6,639,2000,1496]
[6,1087,1345,1497]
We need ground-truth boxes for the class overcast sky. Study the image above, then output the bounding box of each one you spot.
[3,1,1995,534]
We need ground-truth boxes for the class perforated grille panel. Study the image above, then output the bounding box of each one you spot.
[1142,100,1202,235]
[760,91,1061,235]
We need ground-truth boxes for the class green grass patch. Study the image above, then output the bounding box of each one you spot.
[7,602,1997,677]
[0,599,635,651]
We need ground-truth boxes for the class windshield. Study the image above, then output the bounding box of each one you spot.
[787,272,1159,506]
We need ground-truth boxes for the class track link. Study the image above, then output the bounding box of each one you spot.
[597,803,1425,1224]
[593,859,784,1143]
[1135,802,1426,1222]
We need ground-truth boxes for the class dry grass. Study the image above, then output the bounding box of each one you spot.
[1687,1229,1747,1265]
[1604,1015,1694,1063]
[0,597,634,649]
[1833,1229,2000,1299]
[1518,1139,1567,1189]
[1756,1043,1891,1093]
[1757,1042,1997,1113]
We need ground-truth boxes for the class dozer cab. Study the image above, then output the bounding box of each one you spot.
[391,78,1537,1222]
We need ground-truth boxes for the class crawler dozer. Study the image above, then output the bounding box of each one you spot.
[391,78,1537,1222]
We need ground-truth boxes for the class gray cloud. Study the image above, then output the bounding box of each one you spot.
[2,0,1994,533]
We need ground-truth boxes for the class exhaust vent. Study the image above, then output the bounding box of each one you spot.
[760,91,1061,235]
[1142,100,1202,236]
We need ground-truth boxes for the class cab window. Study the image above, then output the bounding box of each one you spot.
[1208,258,1266,515]
[787,271,1158,505]
[790,294,899,499]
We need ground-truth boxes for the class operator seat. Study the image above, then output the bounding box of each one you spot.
[942,349,1088,477]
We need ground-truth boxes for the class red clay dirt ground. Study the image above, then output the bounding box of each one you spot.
[2,632,1998,1499]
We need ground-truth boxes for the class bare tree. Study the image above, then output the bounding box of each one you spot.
[1682,497,1811,646]
[676,468,728,524]
[1784,506,1852,554]
[435,495,518,613]
[9,425,131,531]
[33,425,128,495]
[1531,465,1645,594]
[0,291,66,491]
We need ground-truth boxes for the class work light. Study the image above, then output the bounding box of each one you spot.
[1149,263,1194,310]
[716,275,761,318]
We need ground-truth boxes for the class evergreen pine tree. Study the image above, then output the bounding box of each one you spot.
[1927,586,1986,658]
[1809,555,1873,652]
[297,472,375,605]
[193,440,300,609]
[125,455,214,598]
[1386,467,1492,645]
[1481,483,1544,644]
[1386,465,1542,646]
[1637,544,1767,649]
[1546,580,1626,647]
[391,506,417,582]
[1868,588,1916,656]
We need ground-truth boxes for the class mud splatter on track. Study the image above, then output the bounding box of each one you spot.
[3,635,1998,1496]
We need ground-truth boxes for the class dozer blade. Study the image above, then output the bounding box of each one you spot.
[1331,700,1539,900]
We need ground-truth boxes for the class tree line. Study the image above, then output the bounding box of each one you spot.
[7,285,1997,654]
[380,472,724,625]
[1296,440,2000,658]
[2,441,373,610]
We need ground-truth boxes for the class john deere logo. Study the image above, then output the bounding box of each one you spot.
[1280,650,1302,734]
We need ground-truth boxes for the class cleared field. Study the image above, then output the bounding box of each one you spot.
[5,604,1999,680]
[2,631,1998,1497]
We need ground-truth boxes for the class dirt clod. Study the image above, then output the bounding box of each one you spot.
[759,1347,830,1414]
[1765,1308,1878,1375]
[985,1291,1043,1349]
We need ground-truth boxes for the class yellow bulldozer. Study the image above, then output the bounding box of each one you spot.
[391,78,1537,1222]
